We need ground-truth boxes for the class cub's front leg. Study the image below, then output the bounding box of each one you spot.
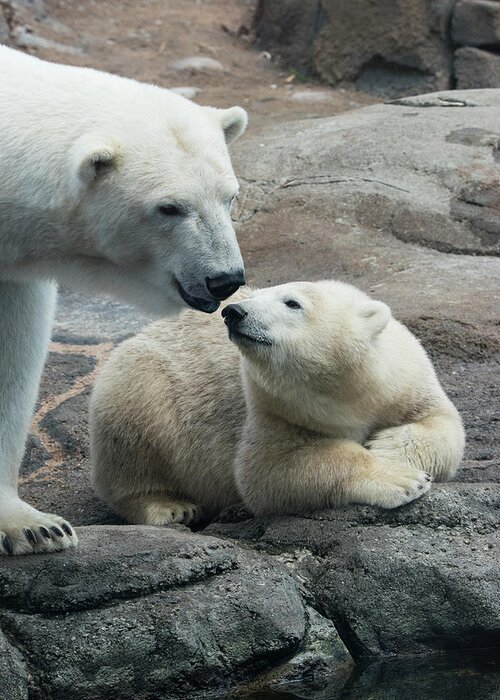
[235,413,432,516]
[365,406,465,482]
[0,281,77,555]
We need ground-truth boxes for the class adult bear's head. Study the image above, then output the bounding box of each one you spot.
[68,82,247,316]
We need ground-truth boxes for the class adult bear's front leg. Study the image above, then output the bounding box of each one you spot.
[0,280,77,555]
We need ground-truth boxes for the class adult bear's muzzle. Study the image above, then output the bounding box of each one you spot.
[206,270,245,301]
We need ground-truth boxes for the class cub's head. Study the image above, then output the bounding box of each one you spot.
[222,281,391,383]
[69,82,247,316]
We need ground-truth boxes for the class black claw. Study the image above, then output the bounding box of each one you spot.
[39,526,52,539]
[61,523,73,537]
[23,528,37,545]
[2,535,13,555]
[50,525,64,538]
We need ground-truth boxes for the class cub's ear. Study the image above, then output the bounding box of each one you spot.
[357,300,391,336]
[71,133,118,188]
[209,106,248,144]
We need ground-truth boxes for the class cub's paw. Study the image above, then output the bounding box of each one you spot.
[365,426,411,463]
[141,499,202,527]
[352,465,432,510]
[0,499,77,556]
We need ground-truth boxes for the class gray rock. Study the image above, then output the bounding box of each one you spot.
[232,89,500,343]
[455,47,500,89]
[20,433,51,477]
[0,630,29,700]
[257,0,456,98]
[12,26,83,54]
[452,0,500,47]
[53,288,148,343]
[40,390,90,458]
[290,90,334,103]
[170,56,224,71]
[208,482,500,657]
[0,526,306,699]
[263,606,353,689]
[255,0,321,76]
[0,12,10,44]
[169,86,201,98]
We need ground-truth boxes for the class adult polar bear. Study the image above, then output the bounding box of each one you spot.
[0,46,247,556]
[90,281,465,524]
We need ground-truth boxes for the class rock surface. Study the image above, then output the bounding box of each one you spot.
[232,89,500,325]
[0,527,309,699]
[208,482,499,656]
[256,0,456,97]
[257,0,500,97]
[455,47,500,89]
[452,0,500,46]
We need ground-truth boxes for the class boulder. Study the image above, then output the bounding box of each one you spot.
[452,0,500,47]
[256,0,456,97]
[207,482,500,657]
[455,47,500,89]
[0,13,9,44]
[232,89,500,357]
[0,630,29,700]
[0,526,307,699]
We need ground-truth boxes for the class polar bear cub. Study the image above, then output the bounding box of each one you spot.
[90,281,465,523]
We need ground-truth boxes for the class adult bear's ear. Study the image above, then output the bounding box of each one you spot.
[208,106,248,143]
[357,300,391,337]
[71,133,118,188]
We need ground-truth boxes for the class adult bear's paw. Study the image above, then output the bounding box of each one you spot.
[0,497,77,556]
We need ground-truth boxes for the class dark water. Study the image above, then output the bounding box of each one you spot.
[225,651,500,700]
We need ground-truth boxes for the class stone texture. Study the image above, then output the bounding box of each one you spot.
[208,482,500,657]
[232,89,500,333]
[40,390,91,458]
[170,56,224,71]
[455,47,500,89]
[452,0,500,47]
[0,11,9,44]
[0,527,306,699]
[257,0,456,97]
[53,288,148,343]
[0,630,29,700]
[266,607,353,688]
[255,0,321,75]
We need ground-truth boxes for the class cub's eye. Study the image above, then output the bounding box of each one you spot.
[159,204,183,217]
[285,299,301,310]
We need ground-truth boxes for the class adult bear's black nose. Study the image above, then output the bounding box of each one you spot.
[222,303,247,327]
[206,271,245,301]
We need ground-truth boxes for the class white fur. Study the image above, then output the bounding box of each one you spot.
[0,47,247,555]
[90,281,465,525]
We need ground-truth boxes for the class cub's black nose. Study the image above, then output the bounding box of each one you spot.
[222,303,247,327]
[206,271,245,301]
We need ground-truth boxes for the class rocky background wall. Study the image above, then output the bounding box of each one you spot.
[256,0,500,97]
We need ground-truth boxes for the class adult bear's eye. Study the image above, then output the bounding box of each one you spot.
[285,299,301,310]
[159,204,183,217]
